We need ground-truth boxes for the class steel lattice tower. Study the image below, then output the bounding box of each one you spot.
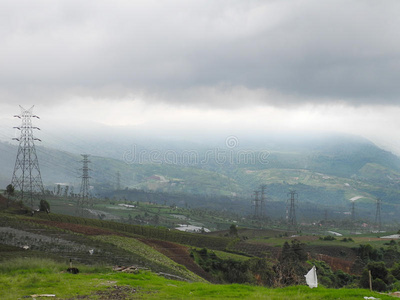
[287,190,297,229]
[116,171,121,190]
[260,184,267,219]
[350,200,356,233]
[351,201,356,223]
[253,190,260,218]
[11,105,45,209]
[78,154,91,213]
[375,198,382,232]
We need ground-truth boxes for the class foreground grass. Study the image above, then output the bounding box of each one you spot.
[0,258,112,299]
[0,257,394,299]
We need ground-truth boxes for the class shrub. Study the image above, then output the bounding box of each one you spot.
[39,200,50,213]
[248,257,275,286]
[356,244,382,262]
[372,278,387,292]
[341,237,354,242]
[360,261,390,291]
[335,269,353,287]
[391,262,400,280]
[319,235,336,241]
[229,224,238,237]
[384,240,397,246]
[190,248,253,284]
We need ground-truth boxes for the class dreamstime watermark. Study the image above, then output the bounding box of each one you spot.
[122,136,270,166]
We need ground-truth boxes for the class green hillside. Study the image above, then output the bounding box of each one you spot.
[2,134,400,222]
[1,201,400,299]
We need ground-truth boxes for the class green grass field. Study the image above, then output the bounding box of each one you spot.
[0,257,393,300]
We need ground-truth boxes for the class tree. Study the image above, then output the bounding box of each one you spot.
[248,257,275,286]
[63,186,69,198]
[6,184,14,196]
[275,240,308,287]
[357,244,382,262]
[360,261,390,291]
[39,200,50,213]
[229,224,238,237]
[5,184,15,208]
[335,269,353,287]
[391,262,400,280]
[280,240,307,263]
[152,214,160,225]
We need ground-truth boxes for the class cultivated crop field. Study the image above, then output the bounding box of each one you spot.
[2,196,400,299]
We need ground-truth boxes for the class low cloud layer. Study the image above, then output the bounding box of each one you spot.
[1,0,400,108]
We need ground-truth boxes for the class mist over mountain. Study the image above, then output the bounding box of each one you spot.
[2,131,400,222]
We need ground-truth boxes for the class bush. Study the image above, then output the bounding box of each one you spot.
[306,260,353,288]
[39,200,50,213]
[372,278,387,292]
[190,248,254,284]
[360,261,390,291]
[384,240,397,246]
[356,244,382,262]
[248,257,275,286]
[280,240,307,263]
[341,237,354,242]
[229,224,238,237]
[335,269,353,287]
[319,276,333,287]
[391,262,400,280]
[319,235,336,241]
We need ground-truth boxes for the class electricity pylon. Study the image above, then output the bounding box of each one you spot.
[375,198,382,232]
[116,171,121,190]
[253,190,260,218]
[260,184,267,219]
[287,190,297,229]
[11,105,45,209]
[350,200,356,233]
[77,154,91,214]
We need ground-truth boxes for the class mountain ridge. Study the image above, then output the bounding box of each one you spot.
[1,133,400,221]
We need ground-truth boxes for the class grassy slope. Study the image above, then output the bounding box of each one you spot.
[0,211,235,282]
[92,235,205,282]
[0,257,393,300]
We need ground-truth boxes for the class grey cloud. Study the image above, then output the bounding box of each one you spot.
[1,0,400,107]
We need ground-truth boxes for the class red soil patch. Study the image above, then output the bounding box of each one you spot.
[0,194,7,206]
[315,253,354,274]
[138,237,216,283]
[27,219,124,236]
[356,237,384,242]
[0,195,19,209]
[307,245,358,274]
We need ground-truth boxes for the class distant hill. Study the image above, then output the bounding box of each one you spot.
[1,134,400,220]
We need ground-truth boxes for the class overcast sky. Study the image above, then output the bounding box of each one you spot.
[1,1,400,153]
